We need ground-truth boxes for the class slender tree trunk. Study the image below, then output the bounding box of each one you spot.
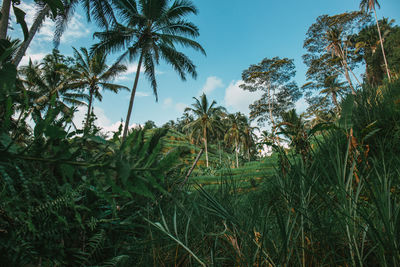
[332,92,339,110]
[203,127,208,167]
[12,5,51,67]
[267,82,274,126]
[0,0,11,39]
[122,53,143,141]
[235,139,239,168]
[373,6,391,82]
[85,89,94,130]
[248,148,250,162]
[342,60,356,95]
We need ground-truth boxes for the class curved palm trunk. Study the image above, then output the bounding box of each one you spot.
[122,53,143,140]
[12,5,50,67]
[85,89,94,130]
[235,139,239,168]
[203,127,208,167]
[373,6,391,82]
[0,0,11,39]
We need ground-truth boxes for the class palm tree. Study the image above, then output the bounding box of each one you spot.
[224,112,246,168]
[184,93,225,167]
[320,74,346,111]
[325,27,357,95]
[240,117,259,162]
[275,109,311,164]
[93,0,205,140]
[360,0,391,81]
[21,49,87,118]
[71,47,128,130]
[12,0,116,67]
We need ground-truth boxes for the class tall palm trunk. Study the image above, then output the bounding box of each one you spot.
[13,5,51,67]
[85,89,94,130]
[373,6,391,82]
[0,0,11,39]
[268,82,274,126]
[341,58,356,95]
[122,52,143,140]
[203,127,208,167]
[332,92,339,110]
[235,139,239,168]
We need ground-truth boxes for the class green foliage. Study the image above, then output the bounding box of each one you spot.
[0,92,187,265]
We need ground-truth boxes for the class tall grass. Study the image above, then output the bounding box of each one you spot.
[143,80,400,266]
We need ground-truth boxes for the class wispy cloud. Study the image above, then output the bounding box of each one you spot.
[136,91,150,97]
[175,102,187,113]
[72,106,140,137]
[224,80,263,115]
[198,76,224,95]
[20,49,47,66]
[163,97,173,108]
[12,2,91,43]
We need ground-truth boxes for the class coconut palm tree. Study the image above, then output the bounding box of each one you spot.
[184,93,225,167]
[360,0,391,81]
[240,117,259,162]
[21,49,87,118]
[93,0,205,140]
[224,112,246,168]
[71,47,128,130]
[320,74,347,111]
[275,109,311,164]
[12,0,116,67]
[325,27,357,95]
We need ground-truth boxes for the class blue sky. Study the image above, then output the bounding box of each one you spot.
[10,0,400,132]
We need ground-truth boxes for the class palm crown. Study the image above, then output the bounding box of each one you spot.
[184,93,226,167]
[93,0,205,139]
[71,47,128,129]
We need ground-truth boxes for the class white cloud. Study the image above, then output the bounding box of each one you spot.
[10,2,90,44]
[175,102,187,113]
[72,106,139,137]
[295,98,308,113]
[126,63,141,74]
[163,97,173,108]
[199,76,224,95]
[20,49,47,66]
[125,63,164,75]
[224,80,263,115]
[136,91,150,97]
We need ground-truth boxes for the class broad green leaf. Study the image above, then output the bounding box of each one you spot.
[0,63,17,93]
[338,94,354,130]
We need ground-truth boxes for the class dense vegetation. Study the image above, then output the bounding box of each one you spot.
[1,0,400,266]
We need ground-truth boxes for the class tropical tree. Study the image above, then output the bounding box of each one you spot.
[240,57,301,127]
[184,93,225,167]
[355,19,399,85]
[224,112,246,168]
[240,116,259,162]
[93,0,205,140]
[319,74,347,111]
[324,27,357,94]
[360,0,391,81]
[275,109,311,164]
[71,47,128,130]
[303,12,370,99]
[11,0,116,67]
[0,0,64,40]
[21,49,87,119]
